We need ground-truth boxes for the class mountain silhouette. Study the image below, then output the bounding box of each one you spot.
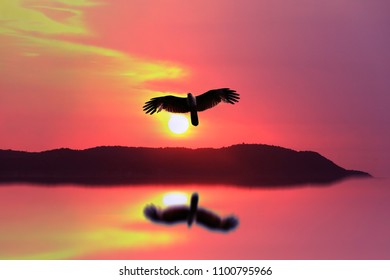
[0,144,370,186]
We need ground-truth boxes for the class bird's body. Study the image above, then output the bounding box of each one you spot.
[187,93,199,126]
[143,88,240,126]
[144,192,239,232]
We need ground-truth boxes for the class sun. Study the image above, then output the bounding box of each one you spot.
[168,114,189,134]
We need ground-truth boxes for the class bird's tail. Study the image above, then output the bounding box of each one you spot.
[190,110,199,126]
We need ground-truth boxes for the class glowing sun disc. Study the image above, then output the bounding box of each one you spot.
[168,115,189,134]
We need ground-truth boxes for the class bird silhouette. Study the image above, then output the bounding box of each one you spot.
[144,193,239,232]
[143,88,240,126]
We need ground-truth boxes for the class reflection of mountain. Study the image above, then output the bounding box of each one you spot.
[0,144,370,186]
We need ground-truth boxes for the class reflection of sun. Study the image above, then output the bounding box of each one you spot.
[162,192,188,206]
[168,115,189,134]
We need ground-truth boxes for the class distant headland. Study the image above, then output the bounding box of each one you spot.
[0,144,370,186]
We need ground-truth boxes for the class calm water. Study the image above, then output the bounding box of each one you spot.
[0,178,389,260]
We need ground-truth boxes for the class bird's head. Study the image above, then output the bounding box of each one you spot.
[186,93,197,107]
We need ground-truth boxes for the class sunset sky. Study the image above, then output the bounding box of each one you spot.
[1,0,389,176]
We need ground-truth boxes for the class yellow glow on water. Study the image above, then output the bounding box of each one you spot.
[0,186,196,260]
[14,230,175,260]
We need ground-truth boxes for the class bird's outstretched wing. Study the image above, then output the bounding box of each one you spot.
[144,205,190,224]
[195,208,239,232]
[143,95,189,114]
[196,88,240,112]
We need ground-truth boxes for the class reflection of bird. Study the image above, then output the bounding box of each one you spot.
[144,193,239,232]
[143,88,240,126]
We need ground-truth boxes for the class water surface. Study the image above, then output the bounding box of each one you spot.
[0,178,389,259]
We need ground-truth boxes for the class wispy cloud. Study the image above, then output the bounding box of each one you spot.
[0,0,92,35]
[0,0,188,150]
[0,0,186,83]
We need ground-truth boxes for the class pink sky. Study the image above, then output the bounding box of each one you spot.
[1,0,389,176]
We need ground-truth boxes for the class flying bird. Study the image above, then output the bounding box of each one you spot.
[143,88,240,126]
[144,192,239,232]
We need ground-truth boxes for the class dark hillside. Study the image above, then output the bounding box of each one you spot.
[0,144,370,186]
